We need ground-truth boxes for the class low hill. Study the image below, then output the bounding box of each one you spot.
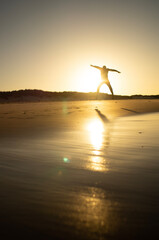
[0,89,158,103]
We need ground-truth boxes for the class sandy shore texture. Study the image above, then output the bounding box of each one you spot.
[0,99,159,137]
[0,99,159,240]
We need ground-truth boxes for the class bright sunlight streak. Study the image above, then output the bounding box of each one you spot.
[87,119,104,150]
[86,119,108,172]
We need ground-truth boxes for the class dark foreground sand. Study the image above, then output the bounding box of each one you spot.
[0,99,159,239]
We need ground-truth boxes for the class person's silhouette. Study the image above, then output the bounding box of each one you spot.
[90,65,121,99]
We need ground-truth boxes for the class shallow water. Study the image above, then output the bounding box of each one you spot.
[0,111,159,239]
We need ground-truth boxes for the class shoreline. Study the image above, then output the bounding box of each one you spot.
[0,99,159,138]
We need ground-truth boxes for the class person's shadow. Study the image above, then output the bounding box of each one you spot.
[94,108,113,149]
[95,108,109,123]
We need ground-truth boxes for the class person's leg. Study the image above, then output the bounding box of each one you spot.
[107,82,114,99]
[96,81,114,99]
[96,81,106,99]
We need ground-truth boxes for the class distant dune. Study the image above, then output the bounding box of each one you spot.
[0,89,159,103]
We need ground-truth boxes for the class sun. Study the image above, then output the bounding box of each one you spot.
[74,65,116,93]
[75,66,101,92]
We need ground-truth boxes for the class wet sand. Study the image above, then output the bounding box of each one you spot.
[0,99,159,239]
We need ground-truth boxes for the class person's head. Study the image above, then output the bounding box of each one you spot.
[103,65,107,69]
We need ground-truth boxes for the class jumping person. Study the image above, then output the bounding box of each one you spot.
[90,65,121,99]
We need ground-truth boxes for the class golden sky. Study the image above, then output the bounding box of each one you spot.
[1,0,159,95]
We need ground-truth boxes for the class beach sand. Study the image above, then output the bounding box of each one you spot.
[0,99,159,239]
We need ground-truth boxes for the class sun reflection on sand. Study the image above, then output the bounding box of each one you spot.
[87,119,109,172]
[76,188,109,227]
[89,155,109,172]
[87,119,104,150]
[72,187,119,236]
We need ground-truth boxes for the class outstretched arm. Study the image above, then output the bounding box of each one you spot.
[108,68,121,73]
[90,65,102,70]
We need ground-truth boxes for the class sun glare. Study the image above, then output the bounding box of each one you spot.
[76,67,100,92]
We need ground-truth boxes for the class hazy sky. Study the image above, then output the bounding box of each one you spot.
[1,0,159,95]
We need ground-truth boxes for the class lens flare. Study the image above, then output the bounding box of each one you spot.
[63,157,70,163]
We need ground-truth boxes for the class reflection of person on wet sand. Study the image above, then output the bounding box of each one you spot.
[90,65,121,99]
